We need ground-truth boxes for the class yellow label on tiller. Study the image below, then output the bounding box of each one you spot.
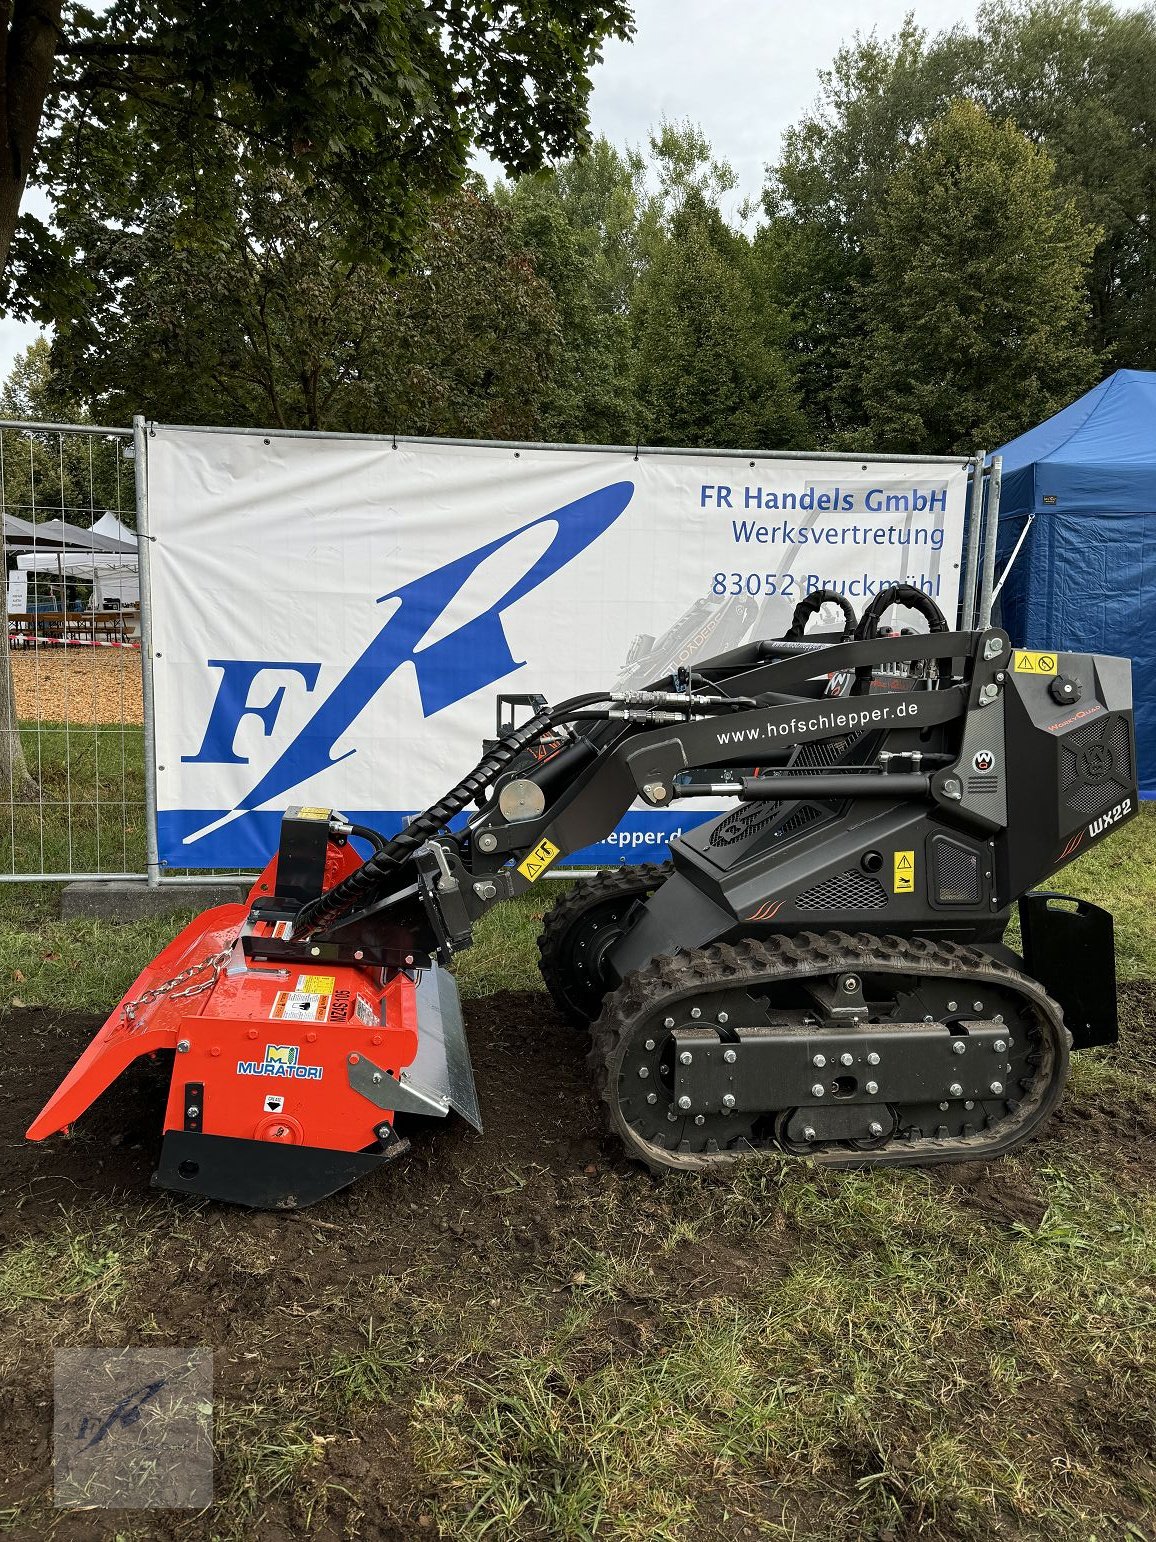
[296,974,336,995]
[1012,649,1057,675]
[517,838,560,882]
[893,849,915,893]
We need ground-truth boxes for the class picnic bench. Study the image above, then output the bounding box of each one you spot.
[7,610,140,647]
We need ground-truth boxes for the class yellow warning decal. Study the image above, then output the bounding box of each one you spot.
[296,974,336,995]
[295,805,331,820]
[517,838,560,882]
[1012,649,1057,676]
[894,849,915,893]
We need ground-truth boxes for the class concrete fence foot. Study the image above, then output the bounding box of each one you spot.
[61,880,250,921]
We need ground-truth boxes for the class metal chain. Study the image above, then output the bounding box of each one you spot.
[122,949,233,1025]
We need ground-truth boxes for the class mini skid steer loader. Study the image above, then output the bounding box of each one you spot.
[28,587,1138,1207]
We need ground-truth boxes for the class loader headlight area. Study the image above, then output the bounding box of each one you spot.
[498,778,548,822]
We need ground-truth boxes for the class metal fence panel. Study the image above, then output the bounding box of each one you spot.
[0,417,1002,886]
[0,420,146,880]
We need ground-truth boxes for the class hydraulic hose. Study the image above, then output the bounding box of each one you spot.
[783,589,858,641]
[851,584,953,695]
[341,821,388,855]
[855,583,948,640]
[293,691,612,936]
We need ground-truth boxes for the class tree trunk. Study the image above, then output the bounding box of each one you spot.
[0,0,63,276]
[0,1,63,799]
[0,573,34,800]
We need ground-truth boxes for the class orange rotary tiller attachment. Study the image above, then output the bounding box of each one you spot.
[27,840,480,1209]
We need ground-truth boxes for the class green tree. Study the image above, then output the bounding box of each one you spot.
[632,193,809,450]
[970,0,1156,364]
[761,2,1156,438]
[504,121,801,448]
[759,18,976,442]
[501,137,659,442]
[2,0,633,305]
[49,168,562,437]
[850,100,1098,453]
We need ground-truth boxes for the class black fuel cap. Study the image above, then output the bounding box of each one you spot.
[1049,674,1081,705]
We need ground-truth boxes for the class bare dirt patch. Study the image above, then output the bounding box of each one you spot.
[11,647,143,726]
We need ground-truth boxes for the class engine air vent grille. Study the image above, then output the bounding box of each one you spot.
[930,834,980,905]
[795,868,888,911]
[1060,715,1132,820]
[708,798,825,849]
[794,733,856,770]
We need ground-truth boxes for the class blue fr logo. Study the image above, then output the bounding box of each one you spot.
[180,482,634,835]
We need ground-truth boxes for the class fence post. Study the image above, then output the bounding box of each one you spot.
[133,415,162,888]
[977,454,1003,629]
[960,452,987,630]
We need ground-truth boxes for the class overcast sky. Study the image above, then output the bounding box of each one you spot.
[0,0,984,391]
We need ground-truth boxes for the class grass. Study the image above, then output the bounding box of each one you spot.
[0,720,149,884]
[408,1161,1156,1541]
[9,1152,1153,1538]
[0,1220,134,1323]
[1,765,1155,1536]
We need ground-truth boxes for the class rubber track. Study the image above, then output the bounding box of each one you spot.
[538,864,668,1025]
[588,929,1070,1172]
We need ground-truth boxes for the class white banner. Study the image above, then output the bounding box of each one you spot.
[146,429,971,869]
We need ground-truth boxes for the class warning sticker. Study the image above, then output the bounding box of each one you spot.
[517,838,560,882]
[1012,649,1057,676]
[271,990,331,1022]
[296,973,336,995]
[355,995,378,1026]
[894,850,916,893]
[263,1094,285,1113]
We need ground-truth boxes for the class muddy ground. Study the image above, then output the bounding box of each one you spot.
[2,982,1156,1539]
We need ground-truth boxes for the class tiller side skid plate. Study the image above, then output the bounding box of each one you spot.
[27,848,481,1209]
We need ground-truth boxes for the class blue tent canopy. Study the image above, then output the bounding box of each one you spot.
[994,369,1156,796]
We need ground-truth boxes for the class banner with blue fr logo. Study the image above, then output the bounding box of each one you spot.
[145,429,970,869]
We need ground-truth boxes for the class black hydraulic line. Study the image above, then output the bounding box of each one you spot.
[783,589,858,641]
[692,773,932,800]
[855,584,948,639]
[342,821,387,854]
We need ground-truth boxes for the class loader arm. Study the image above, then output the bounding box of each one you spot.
[287,624,979,968]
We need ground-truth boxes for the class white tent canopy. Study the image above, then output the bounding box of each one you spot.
[17,550,137,576]
[12,509,138,602]
[91,511,137,546]
[9,553,139,609]
[91,564,139,608]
